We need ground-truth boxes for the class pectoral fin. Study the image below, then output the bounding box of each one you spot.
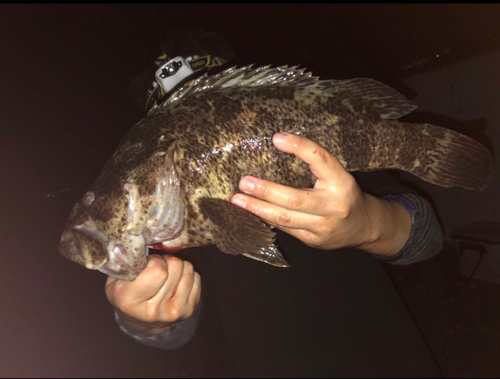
[198,197,289,267]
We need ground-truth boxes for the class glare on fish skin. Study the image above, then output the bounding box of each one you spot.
[222,143,234,152]
[210,142,235,155]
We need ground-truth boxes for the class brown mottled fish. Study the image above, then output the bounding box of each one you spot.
[59,65,493,280]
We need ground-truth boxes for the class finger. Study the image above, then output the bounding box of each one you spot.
[173,263,202,316]
[231,192,320,229]
[190,272,202,306]
[105,275,118,304]
[180,272,202,319]
[142,256,185,321]
[106,254,169,306]
[272,133,349,185]
[234,176,326,214]
[162,256,186,298]
[160,260,198,322]
[169,260,196,304]
[185,272,202,318]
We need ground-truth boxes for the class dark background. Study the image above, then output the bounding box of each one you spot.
[1,4,499,377]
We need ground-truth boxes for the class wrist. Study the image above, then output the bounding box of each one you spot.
[357,193,412,257]
[116,309,171,336]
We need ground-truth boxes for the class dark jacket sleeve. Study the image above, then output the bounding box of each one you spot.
[353,170,443,266]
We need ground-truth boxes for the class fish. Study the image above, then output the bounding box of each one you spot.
[59,65,493,281]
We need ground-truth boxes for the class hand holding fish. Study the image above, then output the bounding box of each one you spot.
[231,133,412,257]
[105,254,201,335]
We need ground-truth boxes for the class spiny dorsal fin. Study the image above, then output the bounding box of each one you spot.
[152,65,320,113]
[152,65,417,120]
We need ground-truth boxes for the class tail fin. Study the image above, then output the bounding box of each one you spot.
[349,121,494,191]
[397,123,493,191]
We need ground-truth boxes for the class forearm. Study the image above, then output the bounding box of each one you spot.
[358,192,413,257]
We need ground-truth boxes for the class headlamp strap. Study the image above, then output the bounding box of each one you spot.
[187,55,212,72]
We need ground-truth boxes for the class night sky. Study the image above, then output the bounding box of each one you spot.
[1,4,500,377]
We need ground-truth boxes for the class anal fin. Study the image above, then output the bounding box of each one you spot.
[198,197,289,267]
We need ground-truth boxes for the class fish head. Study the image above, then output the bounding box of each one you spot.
[59,150,186,281]
[59,184,150,281]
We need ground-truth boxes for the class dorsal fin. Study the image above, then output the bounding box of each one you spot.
[150,65,417,120]
[150,65,320,114]
[316,77,417,119]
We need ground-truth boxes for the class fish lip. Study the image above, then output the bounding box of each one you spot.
[73,222,110,244]
[59,229,109,270]
[97,246,149,281]
[97,265,140,281]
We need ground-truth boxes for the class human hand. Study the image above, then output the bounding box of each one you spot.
[105,254,201,336]
[231,133,411,257]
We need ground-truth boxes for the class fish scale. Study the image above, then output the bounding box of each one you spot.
[59,65,493,281]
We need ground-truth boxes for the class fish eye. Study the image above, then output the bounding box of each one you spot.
[82,191,95,207]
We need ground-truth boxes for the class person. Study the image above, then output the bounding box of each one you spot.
[106,29,443,377]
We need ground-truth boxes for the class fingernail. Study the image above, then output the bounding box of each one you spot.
[273,132,290,144]
[231,195,247,208]
[239,177,255,192]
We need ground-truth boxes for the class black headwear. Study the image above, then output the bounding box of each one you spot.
[129,29,237,116]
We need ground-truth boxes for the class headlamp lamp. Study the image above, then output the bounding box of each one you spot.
[145,54,227,111]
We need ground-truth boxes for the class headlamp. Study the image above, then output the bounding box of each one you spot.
[145,54,228,112]
[155,56,195,95]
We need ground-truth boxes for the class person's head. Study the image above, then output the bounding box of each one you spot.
[130,28,237,117]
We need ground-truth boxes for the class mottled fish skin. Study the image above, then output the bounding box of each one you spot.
[59,65,493,280]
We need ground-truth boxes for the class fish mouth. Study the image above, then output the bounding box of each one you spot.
[59,229,108,270]
[59,224,149,281]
